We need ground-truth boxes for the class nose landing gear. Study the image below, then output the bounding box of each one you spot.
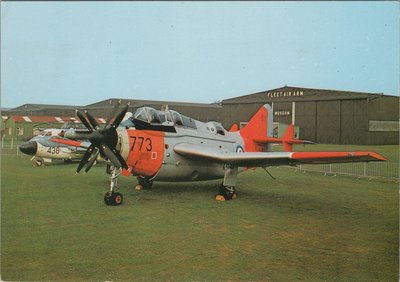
[104,166,123,206]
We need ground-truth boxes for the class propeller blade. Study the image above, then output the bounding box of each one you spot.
[77,145,95,173]
[104,102,120,128]
[100,143,127,169]
[84,148,99,173]
[76,110,93,132]
[111,146,128,170]
[111,105,129,128]
[85,111,100,131]
[75,107,128,174]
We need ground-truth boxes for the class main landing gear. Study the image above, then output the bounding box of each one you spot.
[104,166,123,206]
[216,184,237,201]
[215,165,238,201]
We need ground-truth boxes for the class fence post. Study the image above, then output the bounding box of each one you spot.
[363,162,367,177]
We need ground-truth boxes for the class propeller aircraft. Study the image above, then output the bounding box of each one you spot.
[54,103,386,206]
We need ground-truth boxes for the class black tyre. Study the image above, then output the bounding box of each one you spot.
[104,192,112,205]
[113,192,123,205]
[219,183,236,200]
[104,192,123,206]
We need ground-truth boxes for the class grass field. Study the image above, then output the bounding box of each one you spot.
[1,146,399,281]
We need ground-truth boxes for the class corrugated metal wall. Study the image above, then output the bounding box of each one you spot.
[222,96,398,145]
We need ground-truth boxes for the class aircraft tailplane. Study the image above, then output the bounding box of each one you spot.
[239,104,313,152]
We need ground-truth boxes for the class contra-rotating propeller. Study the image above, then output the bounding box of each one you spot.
[75,103,129,173]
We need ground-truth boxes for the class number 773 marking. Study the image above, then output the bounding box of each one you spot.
[130,136,152,152]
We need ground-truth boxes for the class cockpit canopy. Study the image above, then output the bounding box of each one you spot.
[129,107,197,131]
[134,107,173,125]
[206,122,227,136]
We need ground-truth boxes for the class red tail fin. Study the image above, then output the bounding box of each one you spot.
[238,105,312,153]
[229,123,239,132]
[240,105,271,140]
[239,105,273,152]
[282,124,294,152]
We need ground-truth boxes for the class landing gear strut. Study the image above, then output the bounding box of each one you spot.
[31,157,44,167]
[135,176,153,190]
[216,165,238,201]
[104,166,123,206]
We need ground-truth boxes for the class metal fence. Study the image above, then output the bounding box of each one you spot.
[289,162,399,180]
[1,139,24,156]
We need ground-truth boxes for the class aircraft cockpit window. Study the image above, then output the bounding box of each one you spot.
[215,124,225,136]
[134,108,150,123]
[206,122,226,136]
[147,108,161,124]
[165,112,173,123]
[158,113,167,123]
[170,111,183,126]
[182,115,197,129]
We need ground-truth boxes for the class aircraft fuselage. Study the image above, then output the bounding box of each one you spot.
[118,122,246,182]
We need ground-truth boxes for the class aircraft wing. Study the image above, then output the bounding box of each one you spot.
[173,143,386,167]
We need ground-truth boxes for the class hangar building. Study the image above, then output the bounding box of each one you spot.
[221,86,399,145]
[2,86,398,145]
[1,115,78,140]
[4,104,78,116]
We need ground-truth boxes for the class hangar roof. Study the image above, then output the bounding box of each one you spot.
[222,85,388,105]
[85,98,222,110]
[6,115,105,124]
[10,103,79,111]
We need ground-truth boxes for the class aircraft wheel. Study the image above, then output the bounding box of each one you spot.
[34,160,44,167]
[218,184,236,200]
[104,192,123,206]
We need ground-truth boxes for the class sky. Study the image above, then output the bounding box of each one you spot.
[1,1,399,108]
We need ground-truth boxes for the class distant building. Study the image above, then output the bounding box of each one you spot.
[0,115,79,140]
[2,86,398,144]
[221,86,399,145]
[2,104,78,116]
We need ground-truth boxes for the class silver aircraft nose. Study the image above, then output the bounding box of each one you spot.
[19,141,37,156]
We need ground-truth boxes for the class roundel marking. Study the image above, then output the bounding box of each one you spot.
[236,145,244,153]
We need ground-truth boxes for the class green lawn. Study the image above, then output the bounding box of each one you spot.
[1,151,398,281]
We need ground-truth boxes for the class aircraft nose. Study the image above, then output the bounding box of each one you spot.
[19,141,37,156]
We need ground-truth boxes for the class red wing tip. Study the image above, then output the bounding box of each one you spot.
[292,151,387,162]
[351,151,387,161]
[366,152,387,161]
